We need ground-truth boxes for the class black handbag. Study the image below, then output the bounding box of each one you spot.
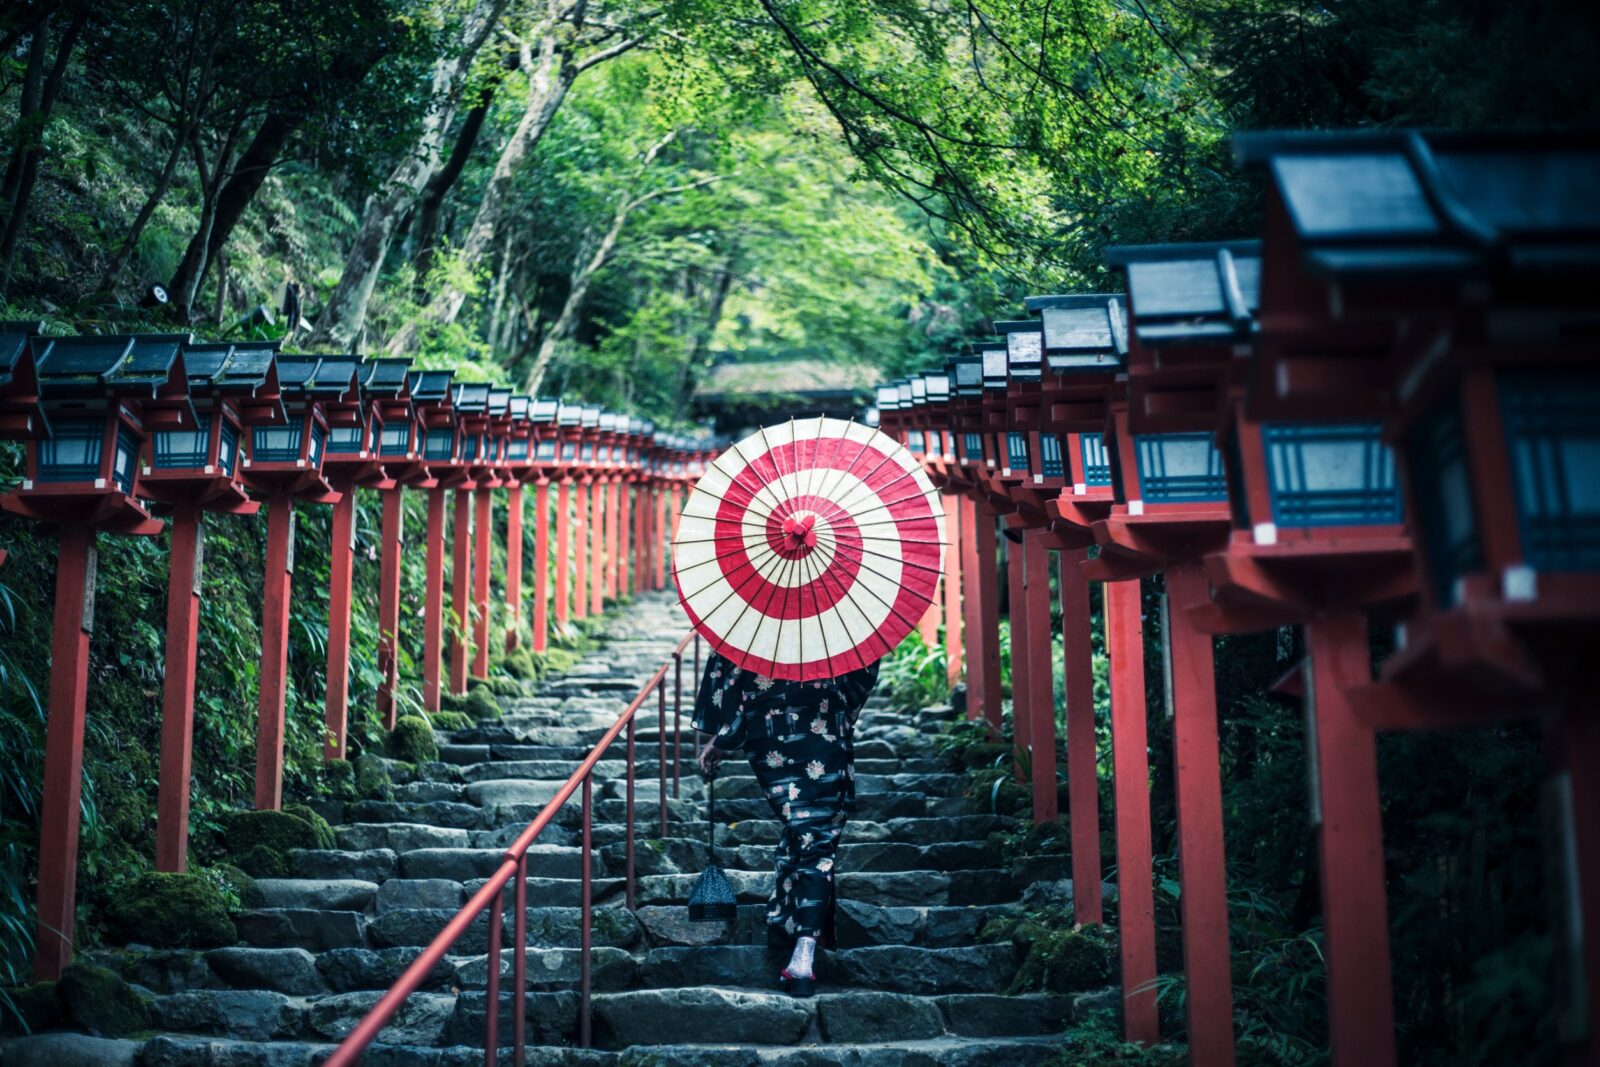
[687,770,737,922]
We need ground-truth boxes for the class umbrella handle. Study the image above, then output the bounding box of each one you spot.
[706,773,717,865]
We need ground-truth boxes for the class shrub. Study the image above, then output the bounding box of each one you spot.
[56,962,150,1036]
[103,872,236,949]
[878,634,948,711]
[282,803,336,849]
[388,715,439,764]
[983,906,1113,994]
[321,758,356,799]
[1,981,62,1035]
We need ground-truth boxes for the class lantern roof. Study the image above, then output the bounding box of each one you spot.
[180,340,280,394]
[299,355,361,398]
[509,395,530,419]
[580,405,601,428]
[1022,294,1129,368]
[1234,128,1600,280]
[922,371,951,401]
[407,369,455,404]
[452,382,490,412]
[949,355,982,397]
[531,398,558,422]
[875,383,899,410]
[975,339,1008,389]
[558,401,581,426]
[488,388,511,415]
[1102,241,1261,346]
[600,412,618,432]
[36,333,188,397]
[363,358,412,396]
[0,321,42,390]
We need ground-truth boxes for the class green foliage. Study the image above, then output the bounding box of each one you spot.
[502,647,538,680]
[102,872,236,950]
[215,809,324,877]
[878,634,947,711]
[1048,1010,1187,1067]
[353,753,393,801]
[427,710,474,733]
[387,715,439,765]
[281,804,336,851]
[199,864,258,911]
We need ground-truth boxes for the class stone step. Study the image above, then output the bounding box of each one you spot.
[630,867,1022,909]
[596,837,993,878]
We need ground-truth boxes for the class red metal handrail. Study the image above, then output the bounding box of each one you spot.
[326,629,701,1066]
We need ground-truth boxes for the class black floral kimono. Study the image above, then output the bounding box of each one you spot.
[692,650,879,946]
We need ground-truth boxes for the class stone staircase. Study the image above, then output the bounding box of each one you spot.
[7,592,1095,1066]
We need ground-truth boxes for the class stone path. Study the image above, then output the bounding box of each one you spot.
[6,591,1102,1066]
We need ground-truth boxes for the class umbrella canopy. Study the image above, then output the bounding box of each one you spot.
[672,417,946,680]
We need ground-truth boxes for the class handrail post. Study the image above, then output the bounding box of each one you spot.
[673,652,683,799]
[484,896,503,1066]
[625,712,636,911]
[513,852,527,1066]
[579,773,593,1048]
[657,677,668,838]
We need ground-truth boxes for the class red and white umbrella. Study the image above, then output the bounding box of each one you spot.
[672,417,946,680]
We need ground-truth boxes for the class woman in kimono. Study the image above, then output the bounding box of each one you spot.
[692,649,879,997]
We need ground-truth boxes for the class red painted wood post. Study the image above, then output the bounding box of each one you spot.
[556,479,572,628]
[1024,531,1057,823]
[1304,612,1397,1067]
[1561,693,1600,1067]
[324,489,356,760]
[505,483,524,652]
[943,493,963,687]
[1061,547,1100,922]
[573,479,590,620]
[1162,559,1236,1067]
[255,494,295,810]
[532,480,549,652]
[655,486,668,589]
[1106,577,1159,1043]
[590,479,605,615]
[974,501,1003,731]
[918,574,941,648]
[608,477,621,600]
[33,525,95,980]
[960,494,985,719]
[1007,532,1033,780]
[472,487,492,679]
[450,488,472,694]
[156,508,202,873]
[620,480,633,596]
[423,488,446,712]
[376,487,403,728]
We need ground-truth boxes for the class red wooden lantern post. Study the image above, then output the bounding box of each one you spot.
[1090,242,1253,1067]
[500,396,534,652]
[240,355,340,810]
[404,371,458,713]
[552,402,580,630]
[527,399,560,650]
[601,412,621,603]
[313,357,385,761]
[364,363,425,729]
[574,405,600,619]
[1027,292,1155,1037]
[943,357,1001,727]
[446,383,491,692]
[1237,129,1600,1067]
[139,340,283,869]
[1,333,186,980]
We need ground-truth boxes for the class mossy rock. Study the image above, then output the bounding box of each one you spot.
[201,863,260,910]
[354,752,393,800]
[503,647,538,680]
[57,962,149,1037]
[282,803,336,850]
[1006,918,1114,994]
[428,710,473,732]
[217,809,328,876]
[321,758,357,799]
[439,691,470,714]
[1,981,62,1035]
[388,715,439,764]
[540,648,581,675]
[103,871,237,950]
[488,676,521,697]
[462,686,501,721]
[467,676,494,693]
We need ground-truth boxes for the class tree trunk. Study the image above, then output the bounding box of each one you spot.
[521,199,631,394]
[385,31,576,354]
[102,122,193,288]
[308,0,510,350]
[0,7,86,294]
[412,84,499,289]
[165,108,302,320]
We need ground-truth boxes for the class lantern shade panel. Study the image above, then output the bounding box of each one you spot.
[1081,432,1113,486]
[1039,433,1065,479]
[38,419,104,482]
[1261,422,1402,527]
[154,413,213,470]
[253,424,304,463]
[1135,433,1228,502]
[1500,372,1600,573]
[1406,396,1483,607]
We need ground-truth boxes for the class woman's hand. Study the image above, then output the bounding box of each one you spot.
[696,741,724,778]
